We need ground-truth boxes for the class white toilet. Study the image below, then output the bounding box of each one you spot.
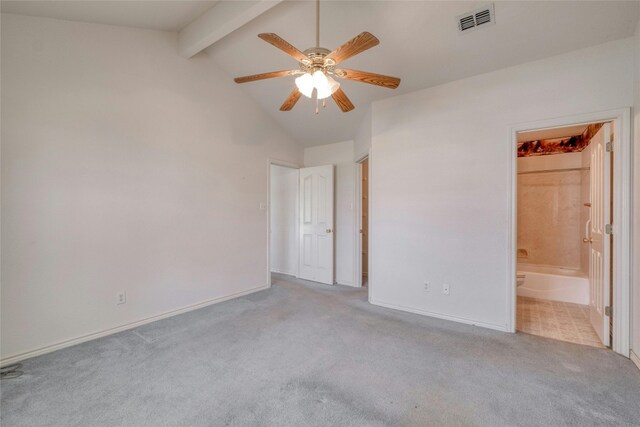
[516,273,526,287]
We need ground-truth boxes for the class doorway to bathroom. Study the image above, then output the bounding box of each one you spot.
[510,109,632,357]
[515,122,610,348]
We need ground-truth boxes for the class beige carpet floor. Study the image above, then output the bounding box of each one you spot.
[2,275,638,426]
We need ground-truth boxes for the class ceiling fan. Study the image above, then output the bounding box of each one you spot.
[233,0,400,113]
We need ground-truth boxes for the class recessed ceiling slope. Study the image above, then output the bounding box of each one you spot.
[208,1,640,147]
[0,0,217,31]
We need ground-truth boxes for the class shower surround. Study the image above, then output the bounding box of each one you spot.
[517,153,584,271]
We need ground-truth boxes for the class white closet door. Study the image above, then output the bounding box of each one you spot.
[299,165,334,284]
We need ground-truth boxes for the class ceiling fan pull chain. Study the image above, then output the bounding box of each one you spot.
[322,99,326,109]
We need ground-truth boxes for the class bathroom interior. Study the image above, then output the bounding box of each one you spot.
[516,121,611,348]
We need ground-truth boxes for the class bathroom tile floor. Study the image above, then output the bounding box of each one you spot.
[516,296,605,348]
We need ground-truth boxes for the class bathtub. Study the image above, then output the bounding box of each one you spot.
[516,264,589,305]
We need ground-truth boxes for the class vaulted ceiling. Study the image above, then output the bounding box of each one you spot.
[209,1,639,146]
[2,1,639,146]
[1,0,217,31]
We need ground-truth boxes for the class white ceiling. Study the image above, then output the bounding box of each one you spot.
[0,0,217,32]
[517,124,590,143]
[209,1,639,146]
[2,1,638,147]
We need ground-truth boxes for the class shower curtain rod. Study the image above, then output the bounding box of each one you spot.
[517,166,589,175]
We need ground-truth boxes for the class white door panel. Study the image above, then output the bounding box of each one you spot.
[299,165,334,284]
[588,122,610,346]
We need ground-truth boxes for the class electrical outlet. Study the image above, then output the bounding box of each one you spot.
[424,281,431,292]
[443,284,450,295]
[116,291,126,305]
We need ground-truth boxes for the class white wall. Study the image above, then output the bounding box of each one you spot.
[632,19,640,365]
[0,14,303,362]
[270,165,298,276]
[304,141,356,286]
[369,38,635,331]
[354,107,372,162]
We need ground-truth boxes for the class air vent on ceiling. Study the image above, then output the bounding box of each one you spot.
[457,4,495,33]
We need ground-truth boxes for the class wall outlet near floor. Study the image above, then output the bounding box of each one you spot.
[442,284,450,295]
[424,281,431,292]
[116,291,126,305]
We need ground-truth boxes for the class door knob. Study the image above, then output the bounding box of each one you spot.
[326,229,333,233]
[583,238,593,243]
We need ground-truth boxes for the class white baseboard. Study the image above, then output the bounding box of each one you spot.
[370,298,508,332]
[631,350,640,372]
[0,284,269,367]
[270,268,296,276]
[337,280,355,287]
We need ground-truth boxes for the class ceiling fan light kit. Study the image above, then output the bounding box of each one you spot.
[233,0,400,113]
[296,69,339,100]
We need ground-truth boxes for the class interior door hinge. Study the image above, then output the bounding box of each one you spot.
[605,306,612,317]
[606,142,612,152]
[605,224,613,235]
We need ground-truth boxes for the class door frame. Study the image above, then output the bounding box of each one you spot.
[354,150,372,299]
[507,108,632,357]
[266,158,301,287]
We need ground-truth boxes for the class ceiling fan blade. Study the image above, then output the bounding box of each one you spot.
[331,88,355,112]
[280,87,302,111]
[335,69,400,89]
[325,32,379,65]
[258,33,308,63]
[234,70,294,84]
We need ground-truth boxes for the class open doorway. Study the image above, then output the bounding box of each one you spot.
[510,109,631,358]
[268,162,299,284]
[355,155,370,291]
[268,160,336,287]
[515,121,613,348]
[361,158,369,287]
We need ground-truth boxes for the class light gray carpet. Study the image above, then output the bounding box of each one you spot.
[2,274,640,426]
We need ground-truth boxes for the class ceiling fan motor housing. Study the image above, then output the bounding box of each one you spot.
[302,47,335,72]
